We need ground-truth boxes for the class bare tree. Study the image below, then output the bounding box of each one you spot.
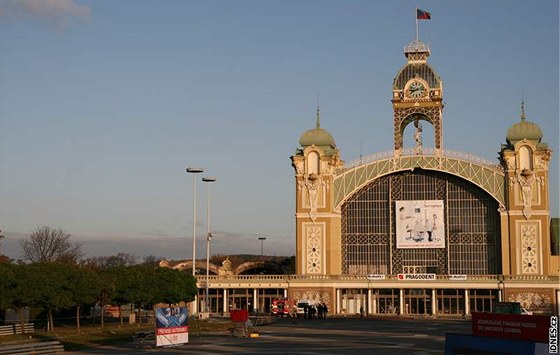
[20,226,83,264]
[82,253,138,268]
[0,229,4,253]
[142,255,162,266]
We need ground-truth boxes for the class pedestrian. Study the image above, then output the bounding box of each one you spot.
[360,306,364,317]
[323,303,328,319]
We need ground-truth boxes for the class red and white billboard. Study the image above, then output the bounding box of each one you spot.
[395,200,445,249]
[155,306,188,347]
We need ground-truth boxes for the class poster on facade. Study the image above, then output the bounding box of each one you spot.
[395,200,445,249]
[155,306,188,347]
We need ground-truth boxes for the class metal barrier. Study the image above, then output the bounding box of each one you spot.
[0,340,64,354]
[0,323,34,336]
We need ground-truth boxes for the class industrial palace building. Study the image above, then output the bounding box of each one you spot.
[162,35,559,318]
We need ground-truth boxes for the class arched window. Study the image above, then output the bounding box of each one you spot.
[518,146,533,171]
[307,151,320,175]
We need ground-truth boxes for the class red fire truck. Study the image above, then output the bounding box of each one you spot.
[271,298,295,317]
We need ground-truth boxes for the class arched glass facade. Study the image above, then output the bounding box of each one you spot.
[341,170,501,275]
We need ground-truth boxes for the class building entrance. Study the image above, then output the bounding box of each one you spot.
[340,289,367,315]
[229,288,252,311]
[375,289,399,314]
[404,289,431,315]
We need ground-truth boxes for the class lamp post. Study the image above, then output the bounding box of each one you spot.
[202,176,216,313]
[187,167,204,276]
[497,274,504,302]
[258,237,266,257]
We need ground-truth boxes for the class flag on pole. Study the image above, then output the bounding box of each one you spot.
[417,9,431,20]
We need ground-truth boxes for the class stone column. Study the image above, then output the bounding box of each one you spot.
[464,289,470,316]
[253,289,258,313]
[336,289,341,314]
[367,289,373,314]
[431,289,437,315]
[222,289,228,314]
[399,289,404,315]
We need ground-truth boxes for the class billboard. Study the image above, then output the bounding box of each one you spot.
[395,200,445,249]
[472,312,552,343]
[155,306,188,347]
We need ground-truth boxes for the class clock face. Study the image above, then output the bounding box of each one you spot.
[407,81,426,99]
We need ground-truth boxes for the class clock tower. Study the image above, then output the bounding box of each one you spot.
[392,40,444,156]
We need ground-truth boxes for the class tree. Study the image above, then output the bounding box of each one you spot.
[27,263,74,332]
[95,269,116,330]
[0,229,4,252]
[0,229,9,263]
[109,265,143,326]
[70,267,101,332]
[142,255,162,267]
[9,264,41,333]
[0,263,16,310]
[152,267,197,305]
[20,226,83,264]
[82,253,138,268]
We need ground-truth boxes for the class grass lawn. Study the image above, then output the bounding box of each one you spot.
[0,318,233,351]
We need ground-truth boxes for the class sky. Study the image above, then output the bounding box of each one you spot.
[0,0,558,261]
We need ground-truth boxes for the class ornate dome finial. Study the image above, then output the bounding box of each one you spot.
[316,105,321,128]
[521,100,526,121]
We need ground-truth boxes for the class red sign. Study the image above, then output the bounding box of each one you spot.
[230,309,249,323]
[156,326,188,335]
[472,312,550,343]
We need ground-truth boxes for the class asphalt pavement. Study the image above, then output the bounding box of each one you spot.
[66,316,472,354]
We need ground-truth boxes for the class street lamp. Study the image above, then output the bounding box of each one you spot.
[497,274,504,302]
[187,167,204,276]
[202,176,216,313]
[258,237,266,257]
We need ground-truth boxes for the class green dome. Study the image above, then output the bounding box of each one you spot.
[299,107,337,149]
[506,104,543,145]
[299,127,336,148]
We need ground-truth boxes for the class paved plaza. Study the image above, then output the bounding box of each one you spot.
[67,316,472,354]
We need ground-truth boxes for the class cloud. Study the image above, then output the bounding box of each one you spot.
[0,0,91,28]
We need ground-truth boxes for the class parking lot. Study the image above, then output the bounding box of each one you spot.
[67,316,472,354]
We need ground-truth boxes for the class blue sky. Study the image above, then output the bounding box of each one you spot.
[1,0,558,260]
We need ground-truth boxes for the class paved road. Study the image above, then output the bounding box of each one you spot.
[67,316,472,354]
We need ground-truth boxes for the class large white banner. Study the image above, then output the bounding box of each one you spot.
[395,200,445,249]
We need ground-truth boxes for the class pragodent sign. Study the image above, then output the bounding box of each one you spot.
[398,273,436,280]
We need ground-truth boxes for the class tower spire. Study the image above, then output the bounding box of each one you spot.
[316,105,321,128]
[521,100,526,121]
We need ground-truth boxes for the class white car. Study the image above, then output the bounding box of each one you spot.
[296,301,310,317]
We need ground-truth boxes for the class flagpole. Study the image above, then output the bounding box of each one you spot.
[415,7,419,42]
